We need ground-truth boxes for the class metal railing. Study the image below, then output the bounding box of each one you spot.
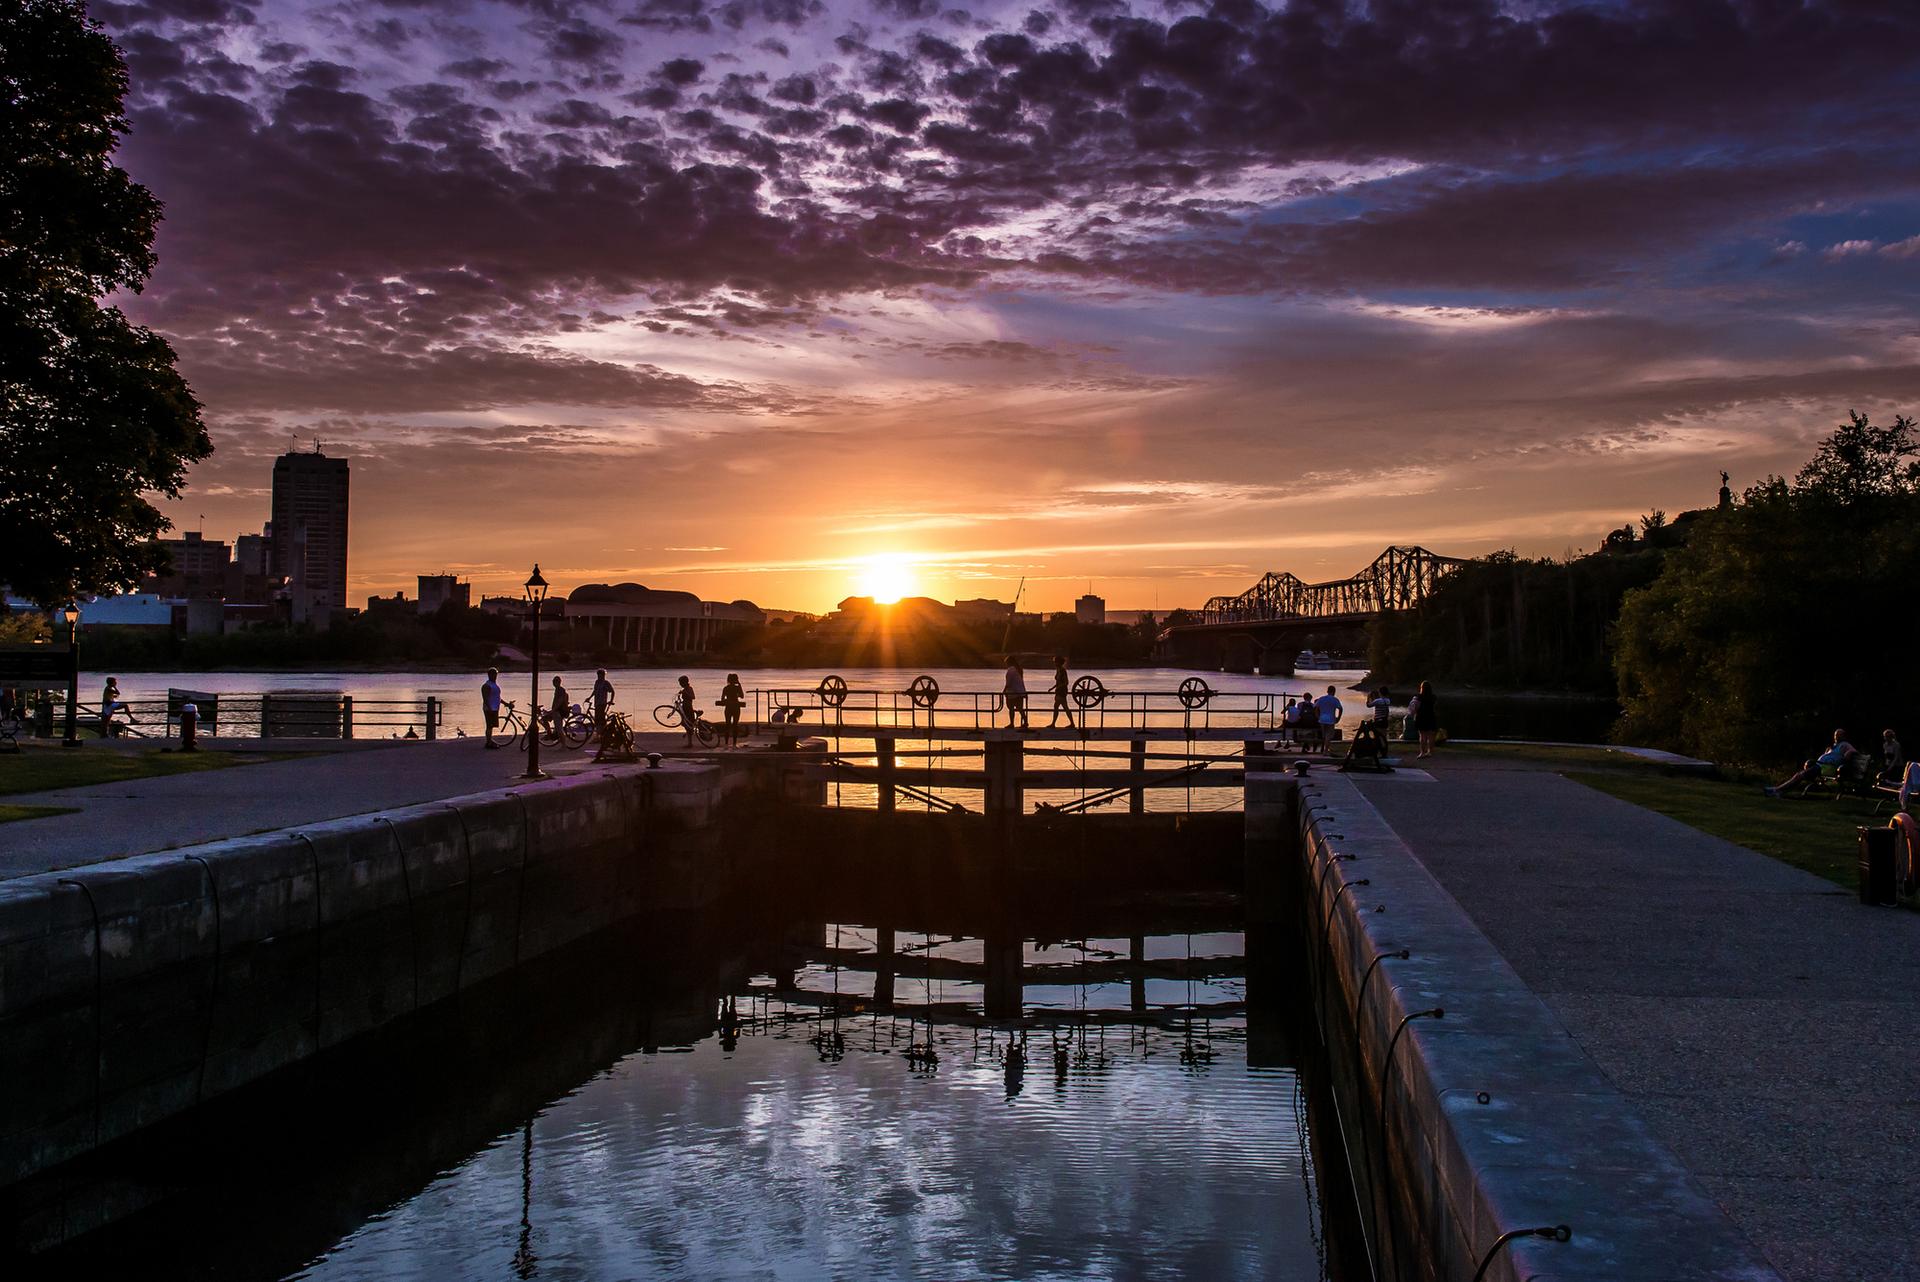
[750,677,1306,735]
[18,692,444,741]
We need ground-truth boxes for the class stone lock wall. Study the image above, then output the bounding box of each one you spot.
[0,762,735,1189]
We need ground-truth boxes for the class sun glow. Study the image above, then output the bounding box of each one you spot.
[855,553,920,605]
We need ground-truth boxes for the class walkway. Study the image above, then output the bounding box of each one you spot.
[1353,760,1920,1282]
[0,734,697,880]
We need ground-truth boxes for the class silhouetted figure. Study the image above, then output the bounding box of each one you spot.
[547,674,568,741]
[1768,728,1856,796]
[481,666,503,749]
[720,673,745,746]
[1413,680,1440,758]
[1719,469,1733,508]
[1003,659,1029,730]
[675,675,699,747]
[1047,656,1073,728]
[1370,686,1393,725]
[1314,684,1344,728]
[591,668,614,736]
[99,677,134,736]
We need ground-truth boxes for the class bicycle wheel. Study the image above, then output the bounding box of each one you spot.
[654,704,681,729]
[562,717,590,750]
[695,719,718,749]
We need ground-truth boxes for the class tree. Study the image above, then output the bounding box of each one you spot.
[1793,411,1920,503]
[0,0,209,608]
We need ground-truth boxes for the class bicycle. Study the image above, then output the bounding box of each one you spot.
[654,702,718,748]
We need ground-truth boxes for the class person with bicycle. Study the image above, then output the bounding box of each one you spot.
[590,669,615,738]
[481,667,504,749]
[675,675,700,747]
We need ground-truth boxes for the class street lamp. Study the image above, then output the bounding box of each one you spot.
[60,605,81,748]
[523,565,549,780]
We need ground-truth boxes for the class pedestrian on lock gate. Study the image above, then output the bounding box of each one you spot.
[1003,658,1029,730]
[481,667,504,749]
[1048,656,1074,729]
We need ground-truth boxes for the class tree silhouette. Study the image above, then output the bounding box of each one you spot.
[0,0,209,607]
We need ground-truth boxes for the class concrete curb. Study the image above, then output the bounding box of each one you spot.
[1262,767,1780,1281]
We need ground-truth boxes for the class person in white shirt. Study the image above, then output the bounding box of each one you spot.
[1003,660,1029,729]
[480,668,504,749]
[1369,687,1392,724]
[1314,685,1344,728]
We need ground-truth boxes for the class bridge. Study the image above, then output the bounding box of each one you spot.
[1162,545,1465,673]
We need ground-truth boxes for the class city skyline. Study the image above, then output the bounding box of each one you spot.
[94,0,1920,612]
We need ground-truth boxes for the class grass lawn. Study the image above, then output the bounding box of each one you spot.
[1441,742,1669,770]
[1566,769,1884,888]
[0,747,266,797]
[0,803,80,824]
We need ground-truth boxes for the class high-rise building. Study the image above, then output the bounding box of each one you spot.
[271,450,349,624]
[1075,593,1107,625]
[233,530,268,576]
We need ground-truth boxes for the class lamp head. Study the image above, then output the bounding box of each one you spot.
[523,565,549,604]
[60,605,79,626]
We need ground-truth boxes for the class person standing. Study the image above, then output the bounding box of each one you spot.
[590,668,615,738]
[1369,687,1393,725]
[719,673,745,746]
[1313,684,1344,730]
[547,674,570,743]
[1003,659,1029,730]
[1413,680,1440,759]
[481,667,504,749]
[675,675,700,747]
[1047,656,1074,729]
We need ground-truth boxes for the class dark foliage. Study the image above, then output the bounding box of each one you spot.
[1615,413,1920,765]
[0,0,209,607]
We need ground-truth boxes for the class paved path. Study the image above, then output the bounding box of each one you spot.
[0,732,713,880]
[1353,760,1920,1282]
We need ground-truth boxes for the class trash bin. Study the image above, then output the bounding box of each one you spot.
[1858,826,1897,906]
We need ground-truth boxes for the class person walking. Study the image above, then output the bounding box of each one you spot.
[1047,656,1074,729]
[547,674,570,744]
[481,667,504,749]
[675,675,700,747]
[1003,659,1029,730]
[1413,680,1440,758]
[719,673,745,746]
[590,668,615,738]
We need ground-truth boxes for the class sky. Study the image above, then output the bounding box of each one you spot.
[96,0,1920,613]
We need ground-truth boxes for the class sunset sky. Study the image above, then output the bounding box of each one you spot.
[99,0,1920,613]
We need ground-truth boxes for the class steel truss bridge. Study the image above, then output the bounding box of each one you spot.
[1197,545,1465,626]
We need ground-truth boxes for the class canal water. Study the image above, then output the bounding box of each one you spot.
[9,911,1351,1281]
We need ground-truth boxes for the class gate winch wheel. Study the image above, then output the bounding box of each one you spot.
[818,674,849,708]
[1177,676,1215,709]
[908,675,940,708]
[1071,675,1108,709]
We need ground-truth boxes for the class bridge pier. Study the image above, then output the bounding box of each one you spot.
[984,738,1023,819]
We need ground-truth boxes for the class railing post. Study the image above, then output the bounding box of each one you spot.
[876,734,896,814]
[341,694,354,739]
[1129,738,1146,815]
[260,693,273,739]
[425,696,438,740]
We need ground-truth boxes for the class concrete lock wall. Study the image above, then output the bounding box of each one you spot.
[0,761,756,1190]
[1249,767,1782,1282]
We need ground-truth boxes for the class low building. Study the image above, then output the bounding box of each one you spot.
[417,574,471,613]
[567,584,765,654]
[1075,593,1107,626]
[143,531,230,598]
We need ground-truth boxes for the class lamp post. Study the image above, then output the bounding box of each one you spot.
[523,565,549,780]
[61,605,81,748]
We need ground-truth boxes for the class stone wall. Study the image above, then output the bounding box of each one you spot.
[1250,766,1780,1282]
[0,762,731,1189]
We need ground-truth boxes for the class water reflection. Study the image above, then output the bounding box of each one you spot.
[11,914,1339,1282]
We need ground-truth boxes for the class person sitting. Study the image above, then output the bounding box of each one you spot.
[1296,695,1323,747]
[1880,728,1905,784]
[1767,729,1858,796]
[1282,699,1303,733]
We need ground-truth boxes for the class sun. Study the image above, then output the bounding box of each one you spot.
[856,553,919,605]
